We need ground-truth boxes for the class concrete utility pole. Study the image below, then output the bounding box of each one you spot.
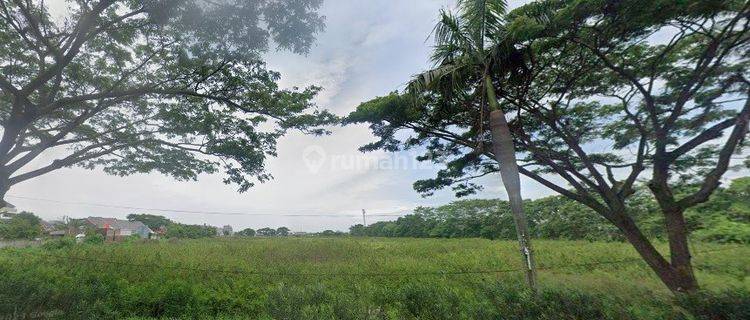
[361,209,366,227]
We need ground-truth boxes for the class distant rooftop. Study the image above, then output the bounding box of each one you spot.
[85,217,151,232]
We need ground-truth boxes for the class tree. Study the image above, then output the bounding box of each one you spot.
[347,0,749,293]
[393,0,538,290]
[256,227,276,237]
[221,225,233,236]
[165,223,215,239]
[349,224,366,236]
[0,0,334,205]
[0,211,41,239]
[126,213,172,230]
[319,229,344,236]
[414,199,512,239]
[391,213,431,238]
[236,228,255,237]
[689,177,750,243]
[276,226,290,236]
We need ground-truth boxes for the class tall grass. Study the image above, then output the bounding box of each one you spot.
[0,238,747,319]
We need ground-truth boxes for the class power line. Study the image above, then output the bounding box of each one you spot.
[11,245,744,278]
[5,195,408,218]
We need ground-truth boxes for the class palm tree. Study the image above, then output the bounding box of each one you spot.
[408,0,537,291]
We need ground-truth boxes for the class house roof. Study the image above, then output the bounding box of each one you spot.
[85,217,153,233]
[0,202,17,214]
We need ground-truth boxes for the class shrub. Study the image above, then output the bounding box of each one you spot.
[693,218,750,244]
[675,290,750,320]
[83,234,105,245]
[42,237,76,250]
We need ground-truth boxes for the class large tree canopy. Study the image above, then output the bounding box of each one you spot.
[347,0,749,293]
[0,0,334,201]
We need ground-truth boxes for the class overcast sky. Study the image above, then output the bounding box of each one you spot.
[9,0,748,232]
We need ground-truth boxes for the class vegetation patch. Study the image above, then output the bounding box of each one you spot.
[0,238,747,319]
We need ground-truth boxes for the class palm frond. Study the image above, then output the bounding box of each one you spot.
[432,10,473,60]
[456,0,507,48]
[431,43,463,66]
[408,64,463,92]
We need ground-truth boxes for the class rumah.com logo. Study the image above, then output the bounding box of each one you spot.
[302,145,441,174]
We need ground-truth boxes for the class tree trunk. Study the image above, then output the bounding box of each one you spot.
[663,207,699,292]
[647,157,699,293]
[614,213,698,293]
[0,174,9,208]
[485,81,538,291]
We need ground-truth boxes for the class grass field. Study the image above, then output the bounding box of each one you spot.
[1,237,748,319]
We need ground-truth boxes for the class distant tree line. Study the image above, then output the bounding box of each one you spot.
[123,215,296,239]
[351,178,750,244]
[236,226,291,237]
[126,214,216,239]
[236,228,345,237]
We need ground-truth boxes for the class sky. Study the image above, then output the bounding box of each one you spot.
[8,0,748,232]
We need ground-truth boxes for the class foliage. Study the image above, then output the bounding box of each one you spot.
[165,223,216,239]
[351,198,620,240]
[126,214,172,230]
[256,227,277,237]
[692,218,750,244]
[351,177,750,243]
[221,225,233,236]
[317,230,346,236]
[276,227,290,237]
[126,214,295,240]
[41,237,75,250]
[0,211,41,239]
[127,213,220,239]
[236,228,256,237]
[83,233,105,245]
[675,289,750,320]
[0,0,335,201]
[0,238,747,319]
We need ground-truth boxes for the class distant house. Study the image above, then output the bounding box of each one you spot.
[48,230,68,237]
[40,220,52,230]
[40,220,58,233]
[84,217,154,239]
[41,220,69,236]
[0,202,17,220]
[154,226,167,239]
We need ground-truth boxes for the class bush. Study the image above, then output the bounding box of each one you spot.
[398,282,462,319]
[42,237,76,250]
[675,290,750,320]
[693,218,750,244]
[122,235,142,244]
[83,234,105,245]
[0,212,42,239]
[475,282,666,319]
[119,280,200,318]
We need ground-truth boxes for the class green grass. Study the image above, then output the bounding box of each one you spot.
[0,237,748,319]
